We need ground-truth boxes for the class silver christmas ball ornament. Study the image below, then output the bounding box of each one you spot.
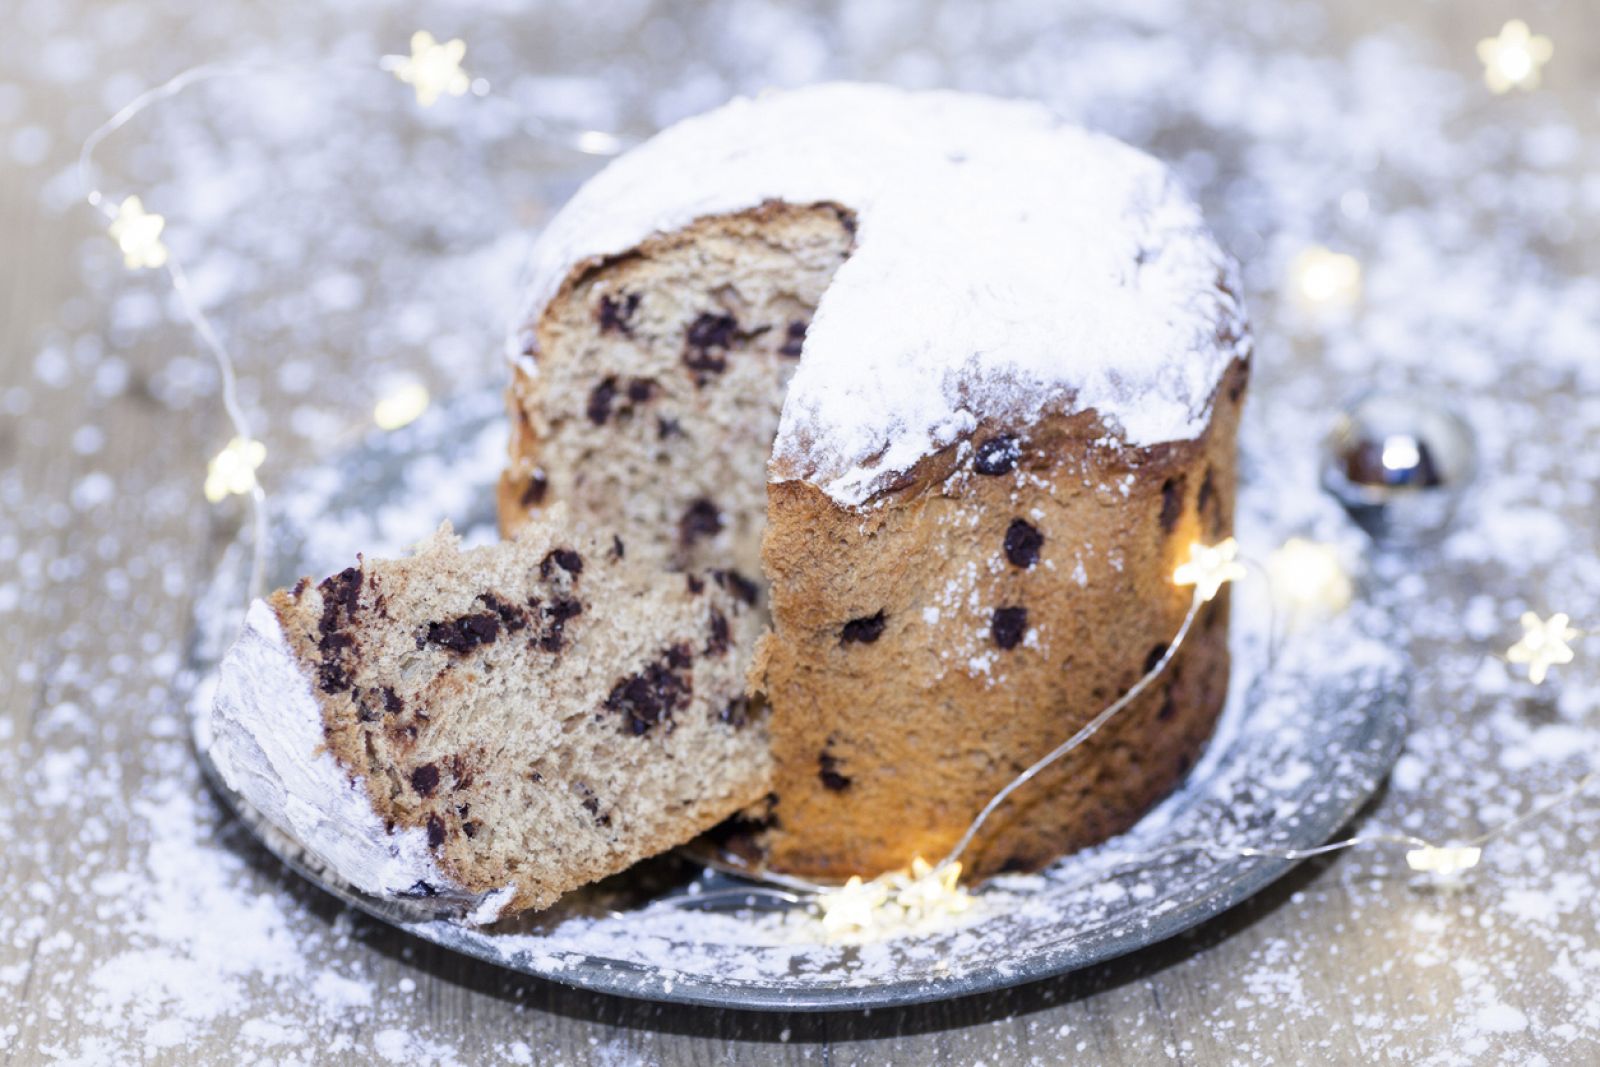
[1322,390,1477,546]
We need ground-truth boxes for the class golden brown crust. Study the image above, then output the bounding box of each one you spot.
[755,358,1247,879]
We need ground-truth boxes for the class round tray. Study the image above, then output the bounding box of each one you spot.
[187,386,1407,1012]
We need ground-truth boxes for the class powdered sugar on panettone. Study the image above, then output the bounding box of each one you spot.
[516,83,1247,506]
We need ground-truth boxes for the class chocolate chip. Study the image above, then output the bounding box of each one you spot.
[657,416,682,440]
[1003,518,1043,568]
[1145,643,1169,674]
[974,435,1020,475]
[539,548,584,580]
[411,763,441,797]
[679,499,723,546]
[685,574,705,595]
[587,376,618,425]
[426,612,501,653]
[462,821,479,838]
[840,611,887,645]
[581,795,600,815]
[1160,476,1186,533]
[779,320,807,358]
[519,470,548,508]
[713,569,759,606]
[317,566,363,636]
[611,535,625,560]
[318,630,354,656]
[684,312,738,379]
[706,610,730,656]
[720,696,750,728]
[597,291,640,334]
[317,659,353,695]
[818,753,852,791]
[991,606,1028,650]
[606,649,694,736]
[478,593,528,633]
[426,815,446,848]
[382,687,403,714]
[538,597,583,653]
[686,311,738,351]
[626,378,655,403]
[547,598,582,623]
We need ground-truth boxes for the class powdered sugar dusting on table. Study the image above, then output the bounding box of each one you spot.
[5,0,1600,1061]
[519,82,1246,506]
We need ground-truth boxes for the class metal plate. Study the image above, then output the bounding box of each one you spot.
[187,386,1407,1012]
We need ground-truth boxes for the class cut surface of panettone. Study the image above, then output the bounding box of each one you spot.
[208,511,770,920]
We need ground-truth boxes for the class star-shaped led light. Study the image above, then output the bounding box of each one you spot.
[204,436,266,503]
[373,382,430,430]
[1289,246,1361,314]
[1406,845,1481,877]
[108,196,169,270]
[1174,538,1247,603]
[386,31,470,107]
[1477,20,1552,94]
[1506,611,1580,685]
[815,875,889,939]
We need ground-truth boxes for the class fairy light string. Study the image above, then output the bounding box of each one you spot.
[78,40,625,607]
[88,29,1598,939]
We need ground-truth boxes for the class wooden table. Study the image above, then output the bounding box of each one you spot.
[4,1,1598,1063]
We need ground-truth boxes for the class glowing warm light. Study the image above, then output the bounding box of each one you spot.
[1289,246,1361,313]
[889,858,971,921]
[1477,20,1552,94]
[1506,611,1580,685]
[814,858,971,939]
[385,31,470,107]
[815,875,889,938]
[1268,538,1352,616]
[108,196,169,270]
[1406,845,1482,876]
[373,382,430,430]
[204,436,266,503]
[1174,538,1247,603]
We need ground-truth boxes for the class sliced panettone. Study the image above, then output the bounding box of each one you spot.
[208,511,769,920]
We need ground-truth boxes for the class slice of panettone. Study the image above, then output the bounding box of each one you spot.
[208,510,769,921]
